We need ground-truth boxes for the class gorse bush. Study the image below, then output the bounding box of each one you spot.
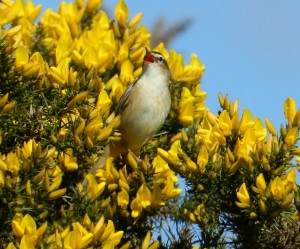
[0,0,299,248]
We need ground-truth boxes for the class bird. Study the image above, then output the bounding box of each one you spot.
[83,49,171,186]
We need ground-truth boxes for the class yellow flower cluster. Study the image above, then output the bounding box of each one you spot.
[84,153,182,221]
[6,212,125,248]
[179,93,299,223]
[235,167,296,219]
[234,98,299,217]
[0,0,206,247]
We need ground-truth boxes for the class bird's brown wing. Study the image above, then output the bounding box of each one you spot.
[114,83,133,116]
[114,74,142,115]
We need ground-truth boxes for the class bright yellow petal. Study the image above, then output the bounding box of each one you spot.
[239,109,255,134]
[219,110,232,136]
[285,127,298,149]
[115,0,128,26]
[15,46,29,69]
[284,97,296,123]
[256,173,266,191]
[236,183,250,208]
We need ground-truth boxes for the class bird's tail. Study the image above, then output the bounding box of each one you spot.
[82,142,125,188]
[82,144,112,188]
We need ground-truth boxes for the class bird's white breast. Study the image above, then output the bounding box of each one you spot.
[120,64,171,150]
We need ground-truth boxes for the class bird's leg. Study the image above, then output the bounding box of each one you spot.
[127,149,153,173]
[127,149,142,164]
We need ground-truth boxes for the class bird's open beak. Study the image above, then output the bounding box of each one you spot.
[144,48,155,63]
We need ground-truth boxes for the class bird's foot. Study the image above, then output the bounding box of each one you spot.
[127,149,153,173]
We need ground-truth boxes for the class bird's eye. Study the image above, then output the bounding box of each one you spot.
[158,56,163,62]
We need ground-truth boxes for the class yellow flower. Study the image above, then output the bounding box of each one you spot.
[87,0,103,12]
[293,107,300,127]
[20,235,35,249]
[5,242,17,249]
[48,188,66,200]
[6,152,20,175]
[21,139,34,159]
[96,157,119,186]
[153,155,175,179]
[22,0,42,22]
[265,118,277,136]
[49,58,73,86]
[197,117,215,150]
[282,168,296,192]
[58,2,84,38]
[106,75,125,103]
[185,208,197,223]
[284,127,298,149]
[141,232,159,249]
[186,159,198,172]
[237,128,256,154]
[0,170,5,187]
[130,197,142,218]
[236,183,251,208]
[178,87,194,126]
[30,52,46,75]
[128,12,143,28]
[183,53,205,84]
[2,101,16,113]
[85,174,106,200]
[12,213,47,243]
[0,93,9,108]
[284,97,296,124]
[67,91,88,110]
[14,46,29,71]
[137,184,151,208]
[119,59,134,85]
[238,109,255,134]
[168,140,181,164]
[197,146,208,173]
[157,142,182,167]
[56,40,72,65]
[161,175,182,199]
[103,231,124,248]
[252,173,266,194]
[131,44,149,66]
[195,203,206,217]
[142,232,151,249]
[118,169,130,192]
[0,1,18,25]
[60,149,78,171]
[254,118,267,141]
[117,43,129,64]
[286,167,296,183]
[219,110,232,136]
[100,220,123,248]
[130,184,157,218]
[82,47,100,69]
[151,185,165,208]
[271,176,284,201]
[117,189,129,209]
[212,125,226,146]
[168,50,184,81]
[115,0,128,27]
[82,46,112,73]
[193,85,207,119]
[64,222,93,249]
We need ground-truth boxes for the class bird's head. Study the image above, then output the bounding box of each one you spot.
[143,49,170,78]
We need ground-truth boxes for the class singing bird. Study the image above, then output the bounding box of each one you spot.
[83,49,171,186]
